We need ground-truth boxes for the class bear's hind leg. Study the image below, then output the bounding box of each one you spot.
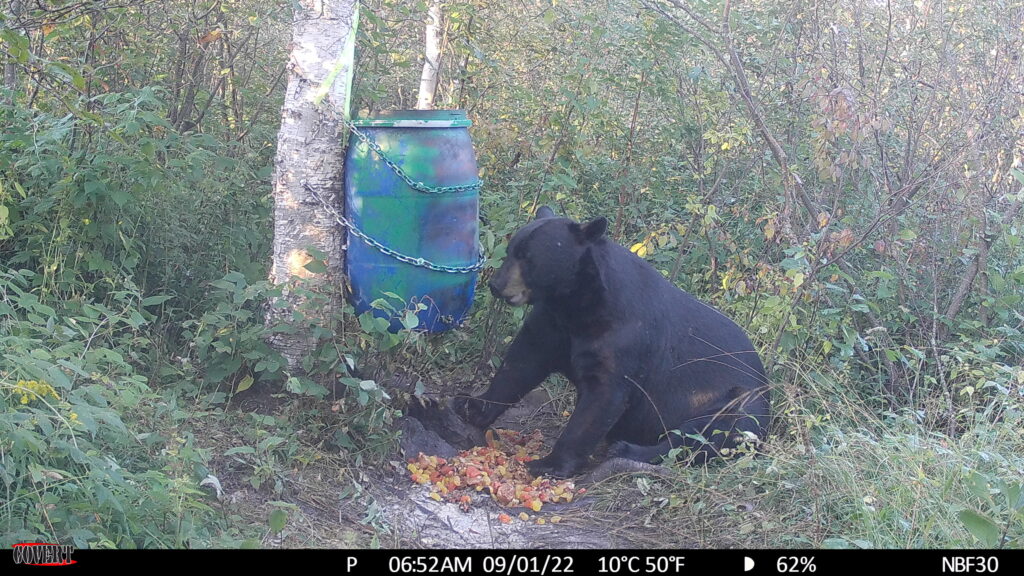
[609,398,769,466]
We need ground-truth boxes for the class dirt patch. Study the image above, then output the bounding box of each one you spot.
[376,478,614,548]
[376,389,677,548]
[206,381,687,549]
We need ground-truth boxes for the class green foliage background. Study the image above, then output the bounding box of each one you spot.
[1,0,1022,548]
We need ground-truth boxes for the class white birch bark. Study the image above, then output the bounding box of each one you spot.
[415,0,443,110]
[267,0,358,370]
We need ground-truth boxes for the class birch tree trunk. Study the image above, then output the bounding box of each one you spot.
[415,0,443,110]
[268,0,358,370]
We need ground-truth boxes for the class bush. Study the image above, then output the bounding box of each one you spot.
[0,269,230,547]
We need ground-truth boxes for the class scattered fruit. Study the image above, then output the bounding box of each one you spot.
[406,429,586,514]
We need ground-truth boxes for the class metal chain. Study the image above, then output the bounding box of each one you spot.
[344,118,483,195]
[303,180,486,274]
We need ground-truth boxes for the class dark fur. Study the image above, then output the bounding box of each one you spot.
[454,207,770,478]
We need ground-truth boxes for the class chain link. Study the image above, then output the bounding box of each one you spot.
[303,180,486,274]
[344,118,483,195]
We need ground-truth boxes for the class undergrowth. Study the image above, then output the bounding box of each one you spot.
[3,0,1023,550]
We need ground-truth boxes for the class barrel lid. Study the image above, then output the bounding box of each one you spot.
[350,109,472,128]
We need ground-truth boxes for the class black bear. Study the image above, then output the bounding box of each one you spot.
[454,206,770,478]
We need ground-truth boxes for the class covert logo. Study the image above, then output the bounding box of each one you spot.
[12,543,76,566]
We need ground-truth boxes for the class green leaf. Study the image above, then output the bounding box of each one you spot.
[108,186,130,207]
[236,375,254,393]
[84,179,104,198]
[141,295,174,307]
[1002,482,1023,511]
[958,510,1000,547]
[46,61,87,92]
[335,430,356,449]
[358,313,377,334]
[820,537,852,549]
[269,509,288,533]
[258,436,285,451]
[966,472,992,502]
[303,259,327,274]
[401,310,419,330]
[990,274,1006,292]
[285,376,304,394]
[223,271,247,284]
[1,29,30,63]
[205,356,242,384]
[30,348,52,360]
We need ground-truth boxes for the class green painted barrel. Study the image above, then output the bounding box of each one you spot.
[344,110,481,333]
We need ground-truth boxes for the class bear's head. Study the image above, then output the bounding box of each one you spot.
[488,206,608,306]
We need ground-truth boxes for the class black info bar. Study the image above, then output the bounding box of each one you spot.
[6,548,1020,574]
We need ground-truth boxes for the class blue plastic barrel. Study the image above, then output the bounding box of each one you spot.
[344,110,481,332]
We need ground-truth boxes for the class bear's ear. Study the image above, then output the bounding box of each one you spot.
[535,205,556,220]
[580,216,608,242]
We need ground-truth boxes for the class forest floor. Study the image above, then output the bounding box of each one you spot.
[194,377,691,549]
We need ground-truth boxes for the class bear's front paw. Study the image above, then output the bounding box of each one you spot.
[526,453,584,479]
[451,394,492,429]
